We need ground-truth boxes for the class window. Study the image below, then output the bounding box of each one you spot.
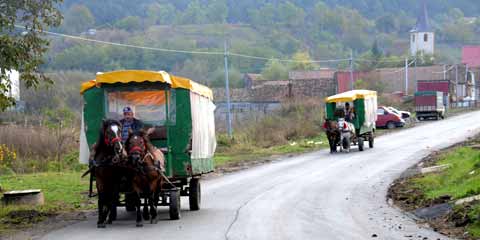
[105,89,175,125]
[377,109,385,115]
[424,33,428,42]
[412,35,415,43]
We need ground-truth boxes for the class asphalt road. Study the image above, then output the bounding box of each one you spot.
[42,111,480,240]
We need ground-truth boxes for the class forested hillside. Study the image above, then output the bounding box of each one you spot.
[43,0,480,87]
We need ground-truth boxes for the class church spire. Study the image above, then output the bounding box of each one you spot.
[414,0,431,32]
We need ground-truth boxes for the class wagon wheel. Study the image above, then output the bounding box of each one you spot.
[386,121,396,129]
[368,135,374,148]
[358,137,364,151]
[189,178,201,211]
[169,189,181,220]
[342,137,350,153]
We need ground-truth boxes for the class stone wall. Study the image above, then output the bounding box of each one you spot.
[213,78,335,102]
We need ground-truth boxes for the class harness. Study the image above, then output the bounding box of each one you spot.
[104,130,122,145]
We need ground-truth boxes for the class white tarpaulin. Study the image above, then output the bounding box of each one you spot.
[79,110,90,164]
[190,92,216,159]
[363,96,378,127]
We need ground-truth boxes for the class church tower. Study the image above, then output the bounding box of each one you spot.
[410,1,434,56]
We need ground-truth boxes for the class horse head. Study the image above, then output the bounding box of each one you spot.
[126,130,151,166]
[102,119,126,163]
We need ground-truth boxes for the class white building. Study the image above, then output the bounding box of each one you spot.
[1,70,20,101]
[410,1,434,56]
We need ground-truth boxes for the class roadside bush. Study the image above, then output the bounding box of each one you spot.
[0,144,17,175]
[0,124,78,174]
[224,98,324,149]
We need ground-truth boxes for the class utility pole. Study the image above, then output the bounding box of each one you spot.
[350,50,354,90]
[405,58,409,95]
[414,58,417,93]
[455,64,459,100]
[224,39,232,138]
[443,64,447,80]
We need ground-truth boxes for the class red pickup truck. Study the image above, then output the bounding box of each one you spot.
[376,106,405,129]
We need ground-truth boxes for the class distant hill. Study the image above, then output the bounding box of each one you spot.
[45,0,480,86]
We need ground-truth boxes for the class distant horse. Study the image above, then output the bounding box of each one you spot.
[125,130,164,227]
[323,119,340,153]
[92,119,127,228]
[337,118,355,153]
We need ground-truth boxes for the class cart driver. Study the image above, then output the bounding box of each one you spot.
[120,106,144,143]
[345,102,355,122]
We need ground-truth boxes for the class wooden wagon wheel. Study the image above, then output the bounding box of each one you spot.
[189,178,201,211]
[169,189,181,220]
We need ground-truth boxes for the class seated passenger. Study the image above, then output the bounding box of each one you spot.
[345,102,355,122]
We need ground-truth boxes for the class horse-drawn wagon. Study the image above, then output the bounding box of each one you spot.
[79,70,216,226]
[324,90,377,153]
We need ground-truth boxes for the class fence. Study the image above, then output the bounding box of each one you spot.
[450,100,480,109]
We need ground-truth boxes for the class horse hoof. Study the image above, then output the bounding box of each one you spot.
[97,223,106,228]
[107,220,112,224]
[150,218,158,224]
[136,223,143,227]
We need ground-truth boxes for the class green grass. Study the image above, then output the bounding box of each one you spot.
[467,204,480,236]
[214,134,327,167]
[413,147,480,200]
[0,171,93,234]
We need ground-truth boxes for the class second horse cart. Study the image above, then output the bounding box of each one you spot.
[324,90,377,153]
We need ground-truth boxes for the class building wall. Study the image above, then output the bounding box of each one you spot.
[410,32,435,55]
[1,70,20,101]
[214,78,335,102]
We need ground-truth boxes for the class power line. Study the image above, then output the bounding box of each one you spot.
[14,25,351,64]
[432,64,456,74]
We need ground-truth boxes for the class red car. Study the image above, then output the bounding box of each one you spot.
[376,106,405,129]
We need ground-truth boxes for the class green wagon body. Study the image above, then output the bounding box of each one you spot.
[82,86,213,177]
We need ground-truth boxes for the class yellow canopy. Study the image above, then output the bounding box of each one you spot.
[325,90,377,103]
[80,70,213,100]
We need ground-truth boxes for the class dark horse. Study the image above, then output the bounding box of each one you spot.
[125,130,164,227]
[323,119,340,153]
[92,119,127,228]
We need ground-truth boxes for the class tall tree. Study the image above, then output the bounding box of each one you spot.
[206,0,228,24]
[0,0,63,111]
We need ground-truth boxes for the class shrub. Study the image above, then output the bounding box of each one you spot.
[238,98,324,148]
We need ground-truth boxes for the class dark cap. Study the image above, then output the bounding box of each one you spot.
[123,106,133,113]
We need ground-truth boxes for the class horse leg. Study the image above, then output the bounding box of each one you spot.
[149,182,158,224]
[142,190,150,221]
[108,185,119,224]
[328,135,336,153]
[135,191,143,227]
[97,192,107,228]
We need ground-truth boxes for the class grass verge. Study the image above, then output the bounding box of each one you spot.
[214,134,327,167]
[0,171,93,235]
[389,137,480,239]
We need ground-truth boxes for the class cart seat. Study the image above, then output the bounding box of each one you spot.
[149,126,167,140]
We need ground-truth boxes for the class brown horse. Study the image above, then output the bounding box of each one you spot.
[125,131,164,227]
[323,119,340,153]
[92,119,127,228]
